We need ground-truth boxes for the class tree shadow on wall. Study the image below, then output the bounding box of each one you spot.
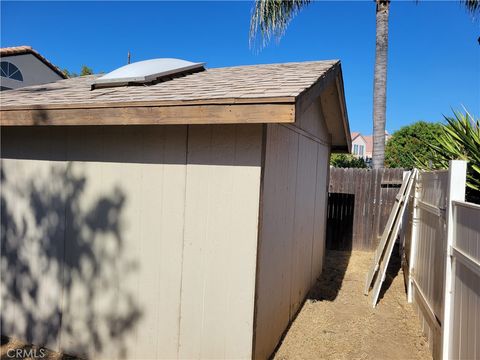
[0,163,142,359]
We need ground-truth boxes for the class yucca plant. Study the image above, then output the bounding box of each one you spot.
[415,110,480,203]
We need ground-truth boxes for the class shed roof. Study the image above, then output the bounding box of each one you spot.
[1,60,336,107]
[0,46,67,79]
[0,60,351,151]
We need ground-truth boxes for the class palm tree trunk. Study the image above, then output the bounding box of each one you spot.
[372,0,390,169]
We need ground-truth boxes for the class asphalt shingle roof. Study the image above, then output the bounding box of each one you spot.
[1,60,339,109]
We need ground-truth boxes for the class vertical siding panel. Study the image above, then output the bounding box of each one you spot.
[156,126,188,358]
[0,159,19,340]
[311,144,329,285]
[201,125,236,358]
[178,125,213,358]
[179,125,262,359]
[108,127,143,359]
[225,125,263,359]
[2,128,67,351]
[134,126,187,359]
[290,136,317,315]
[10,129,66,350]
[254,125,298,360]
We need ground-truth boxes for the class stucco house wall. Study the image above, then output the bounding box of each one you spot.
[1,48,65,90]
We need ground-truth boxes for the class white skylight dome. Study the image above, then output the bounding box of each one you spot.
[92,58,205,89]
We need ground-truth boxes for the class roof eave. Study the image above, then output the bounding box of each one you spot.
[294,61,351,153]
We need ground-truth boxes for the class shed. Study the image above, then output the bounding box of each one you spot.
[0,59,351,359]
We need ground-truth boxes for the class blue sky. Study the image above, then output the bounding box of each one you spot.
[1,1,479,134]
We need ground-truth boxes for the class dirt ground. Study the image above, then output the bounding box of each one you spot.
[0,336,74,360]
[273,248,432,360]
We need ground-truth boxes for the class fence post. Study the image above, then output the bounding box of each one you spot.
[407,170,419,303]
[441,160,467,360]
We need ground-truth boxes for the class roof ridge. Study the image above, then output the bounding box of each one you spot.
[212,59,339,70]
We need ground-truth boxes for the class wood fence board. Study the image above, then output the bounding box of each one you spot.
[364,169,376,251]
[327,168,405,251]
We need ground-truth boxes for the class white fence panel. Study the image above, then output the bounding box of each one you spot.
[410,169,450,359]
[403,160,470,360]
[448,201,480,360]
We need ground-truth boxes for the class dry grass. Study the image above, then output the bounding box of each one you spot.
[273,248,432,360]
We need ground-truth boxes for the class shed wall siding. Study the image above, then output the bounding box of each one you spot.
[296,99,330,144]
[178,125,262,359]
[1,124,262,359]
[253,120,330,359]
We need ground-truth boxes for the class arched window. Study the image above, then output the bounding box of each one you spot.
[1,61,23,81]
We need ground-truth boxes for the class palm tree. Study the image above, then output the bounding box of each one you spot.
[250,0,480,169]
[371,0,389,169]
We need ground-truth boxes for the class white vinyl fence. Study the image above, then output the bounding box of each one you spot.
[448,200,480,360]
[402,160,480,360]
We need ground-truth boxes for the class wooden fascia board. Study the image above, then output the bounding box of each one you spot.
[335,69,352,153]
[0,96,295,111]
[0,102,295,126]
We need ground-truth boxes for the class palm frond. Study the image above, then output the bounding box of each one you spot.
[463,0,480,15]
[249,0,311,49]
[412,110,480,202]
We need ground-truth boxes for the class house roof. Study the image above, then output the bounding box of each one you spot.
[0,60,351,151]
[351,132,360,140]
[364,135,373,154]
[0,46,67,79]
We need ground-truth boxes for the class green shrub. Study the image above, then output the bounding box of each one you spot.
[385,121,443,169]
[330,153,367,168]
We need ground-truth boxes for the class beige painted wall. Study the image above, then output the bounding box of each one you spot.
[1,100,332,360]
[1,124,262,359]
[253,101,330,360]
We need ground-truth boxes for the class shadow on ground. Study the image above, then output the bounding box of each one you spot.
[308,243,402,303]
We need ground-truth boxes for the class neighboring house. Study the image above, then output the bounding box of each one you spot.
[363,135,373,159]
[0,46,66,90]
[351,132,369,159]
[1,59,351,359]
[351,131,389,160]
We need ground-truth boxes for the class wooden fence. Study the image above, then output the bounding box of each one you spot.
[327,167,405,251]
[401,160,480,360]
